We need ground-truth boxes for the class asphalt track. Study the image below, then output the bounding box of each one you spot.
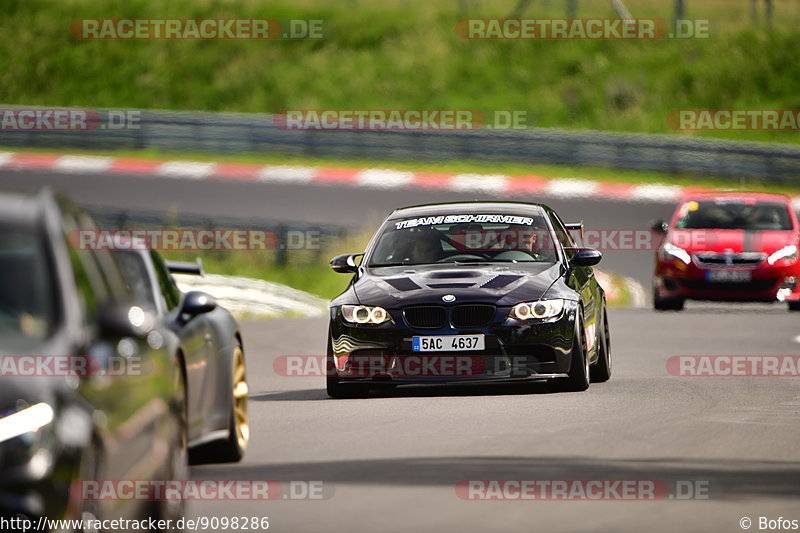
[2,168,799,532]
[189,310,800,533]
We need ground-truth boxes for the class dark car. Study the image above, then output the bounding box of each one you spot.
[113,248,249,463]
[0,190,186,526]
[326,201,611,398]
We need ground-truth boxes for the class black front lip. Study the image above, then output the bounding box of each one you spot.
[329,302,577,383]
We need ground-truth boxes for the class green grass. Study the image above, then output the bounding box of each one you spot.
[1,0,799,144]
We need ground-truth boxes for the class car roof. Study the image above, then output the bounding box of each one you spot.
[679,191,792,204]
[388,201,548,220]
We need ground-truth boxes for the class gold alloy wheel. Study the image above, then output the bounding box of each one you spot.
[232,345,250,450]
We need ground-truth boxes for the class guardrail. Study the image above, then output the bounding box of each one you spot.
[2,106,799,182]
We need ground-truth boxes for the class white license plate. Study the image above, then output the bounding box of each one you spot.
[412,335,485,352]
[706,270,752,282]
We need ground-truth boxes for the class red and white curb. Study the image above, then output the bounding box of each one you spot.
[0,151,794,206]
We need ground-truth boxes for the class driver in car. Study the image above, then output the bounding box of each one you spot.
[524,226,550,260]
[410,229,442,263]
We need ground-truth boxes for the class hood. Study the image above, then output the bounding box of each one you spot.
[668,229,798,255]
[352,262,565,308]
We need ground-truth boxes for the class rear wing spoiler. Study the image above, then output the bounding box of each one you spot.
[565,222,584,241]
[165,259,205,276]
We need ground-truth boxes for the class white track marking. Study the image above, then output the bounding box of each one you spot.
[449,173,509,194]
[356,169,415,189]
[156,161,217,179]
[53,155,113,173]
[257,165,317,183]
[545,178,600,198]
[628,184,683,202]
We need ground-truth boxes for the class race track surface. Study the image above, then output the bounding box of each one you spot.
[190,308,800,533]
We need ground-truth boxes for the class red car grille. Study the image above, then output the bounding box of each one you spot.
[693,252,765,267]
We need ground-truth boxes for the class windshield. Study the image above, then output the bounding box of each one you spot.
[674,200,793,231]
[0,221,59,341]
[368,214,557,267]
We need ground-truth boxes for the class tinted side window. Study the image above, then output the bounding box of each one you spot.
[115,251,157,308]
[62,214,105,321]
[548,211,576,256]
[150,251,182,310]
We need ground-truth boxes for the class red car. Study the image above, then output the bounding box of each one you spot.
[652,192,800,311]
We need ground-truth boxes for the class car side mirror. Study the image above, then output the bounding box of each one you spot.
[180,291,217,320]
[98,302,154,338]
[330,253,362,273]
[650,219,669,233]
[568,248,602,267]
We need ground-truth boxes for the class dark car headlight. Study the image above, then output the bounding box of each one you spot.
[510,299,565,320]
[0,403,56,476]
[341,305,393,325]
[0,403,54,445]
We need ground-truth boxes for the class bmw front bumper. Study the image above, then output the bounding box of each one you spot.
[328,301,579,385]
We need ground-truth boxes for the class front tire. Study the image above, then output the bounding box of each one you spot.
[788,301,800,311]
[590,306,612,383]
[192,340,249,463]
[552,311,590,392]
[653,289,684,311]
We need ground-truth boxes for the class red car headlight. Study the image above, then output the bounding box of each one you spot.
[768,245,798,265]
[659,243,691,264]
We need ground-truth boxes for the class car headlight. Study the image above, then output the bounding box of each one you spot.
[511,299,565,320]
[768,245,798,265]
[341,305,393,325]
[660,242,691,264]
[0,403,56,479]
[0,403,54,445]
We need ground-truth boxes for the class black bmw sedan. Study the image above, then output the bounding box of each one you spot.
[327,201,611,398]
